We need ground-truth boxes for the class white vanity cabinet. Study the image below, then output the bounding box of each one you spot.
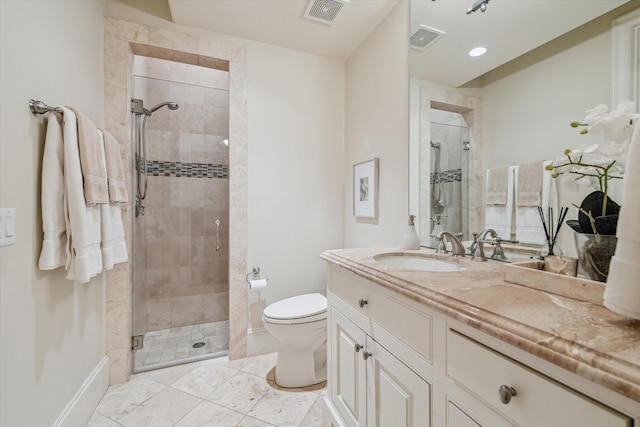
[326,266,432,427]
[324,263,637,427]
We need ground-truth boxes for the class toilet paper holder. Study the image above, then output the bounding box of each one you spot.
[246,267,268,286]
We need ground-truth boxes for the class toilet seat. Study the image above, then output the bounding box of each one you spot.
[263,293,327,324]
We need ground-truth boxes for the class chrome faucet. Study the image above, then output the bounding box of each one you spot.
[435,231,466,257]
[471,228,497,262]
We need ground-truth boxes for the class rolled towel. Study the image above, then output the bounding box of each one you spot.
[485,165,509,205]
[605,118,640,318]
[68,107,109,205]
[605,241,640,319]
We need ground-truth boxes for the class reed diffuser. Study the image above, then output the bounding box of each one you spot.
[537,206,568,256]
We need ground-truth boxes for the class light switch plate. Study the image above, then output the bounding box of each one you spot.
[0,208,16,246]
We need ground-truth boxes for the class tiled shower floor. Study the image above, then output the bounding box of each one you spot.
[134,320,229,372]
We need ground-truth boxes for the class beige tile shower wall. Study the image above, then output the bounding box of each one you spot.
[142,69,230,332]
[104,17,247,384]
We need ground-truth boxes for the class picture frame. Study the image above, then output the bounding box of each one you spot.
[353,157,379,219]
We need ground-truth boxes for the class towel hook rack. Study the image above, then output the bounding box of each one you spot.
[29,99,63,115]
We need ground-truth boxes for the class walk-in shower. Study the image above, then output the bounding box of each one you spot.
[130,55,231,372]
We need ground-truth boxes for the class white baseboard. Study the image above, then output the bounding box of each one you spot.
[52,355,110,427]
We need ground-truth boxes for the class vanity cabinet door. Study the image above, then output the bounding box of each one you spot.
[330,307,368,427]
[366,337,431,427]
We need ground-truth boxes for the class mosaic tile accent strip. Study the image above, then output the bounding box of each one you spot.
[431,168,462,184]
[136,158,229,179]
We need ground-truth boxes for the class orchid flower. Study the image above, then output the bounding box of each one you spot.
[572,101,639,143]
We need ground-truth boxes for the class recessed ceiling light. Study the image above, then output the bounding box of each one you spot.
[469,47,487,57]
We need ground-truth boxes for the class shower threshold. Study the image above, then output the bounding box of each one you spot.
[133,320,229,373]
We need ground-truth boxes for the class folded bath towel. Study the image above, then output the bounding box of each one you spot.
[485,165,509,205]
[38,112,67,270]
[100,129,128,204]
[97,130,128,269]
[606,118,640,319]
[484,166,514,238]
[516,161,543,206]
[69,107,109,205]
[61,107,103,283]
[514,160,557,245]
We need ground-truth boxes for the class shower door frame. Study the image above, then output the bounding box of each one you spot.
[103,18,248,385]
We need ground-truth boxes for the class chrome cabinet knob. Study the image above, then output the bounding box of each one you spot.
[498,385,517,404]
[355,343,363,352]
[363,351,372,360]
[358,298,368,308]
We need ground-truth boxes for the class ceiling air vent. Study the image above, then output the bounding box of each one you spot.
[304,0,349,25]
[410,25,445,51]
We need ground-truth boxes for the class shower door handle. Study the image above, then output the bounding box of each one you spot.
[215,219,221,251]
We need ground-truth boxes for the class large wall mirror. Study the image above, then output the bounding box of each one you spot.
[409,0,635,248]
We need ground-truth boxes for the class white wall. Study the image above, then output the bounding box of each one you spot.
[0,1,107,426]
[103,1,345,307]
[344,1,410,248]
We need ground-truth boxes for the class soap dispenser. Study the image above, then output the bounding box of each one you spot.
[402,215,421,250]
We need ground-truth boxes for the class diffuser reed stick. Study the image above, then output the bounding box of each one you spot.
[537,206,568,256]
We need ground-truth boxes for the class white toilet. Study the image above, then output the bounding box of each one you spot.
[262,293,328,388]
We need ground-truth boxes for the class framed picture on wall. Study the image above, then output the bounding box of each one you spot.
[353,157,379,219]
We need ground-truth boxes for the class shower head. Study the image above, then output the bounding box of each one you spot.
[147,102,179,114]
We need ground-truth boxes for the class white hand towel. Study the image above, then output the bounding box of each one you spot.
[38,112,67,270]
[514,161,557,245]
[605,119,640,318]
[60,107,103,283]
[484,166,514,238]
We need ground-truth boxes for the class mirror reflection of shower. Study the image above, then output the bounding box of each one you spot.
[429,111,469,247]
[131,98,179,217]
[430,141,445,217]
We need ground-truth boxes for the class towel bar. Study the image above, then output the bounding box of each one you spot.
[29,99,63,115]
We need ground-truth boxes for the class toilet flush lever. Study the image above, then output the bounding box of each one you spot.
[359,298,368,308]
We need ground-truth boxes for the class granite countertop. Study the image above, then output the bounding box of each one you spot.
[321,247,640,403]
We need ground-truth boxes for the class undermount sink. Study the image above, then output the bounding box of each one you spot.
[373,254,466,272]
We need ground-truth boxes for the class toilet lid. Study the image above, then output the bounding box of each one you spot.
[263,293,327,321]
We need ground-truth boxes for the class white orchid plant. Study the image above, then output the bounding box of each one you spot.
[547,101,638,234]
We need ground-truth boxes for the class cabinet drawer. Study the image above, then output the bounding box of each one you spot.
[446,329,631,426]
[331,267,432,363]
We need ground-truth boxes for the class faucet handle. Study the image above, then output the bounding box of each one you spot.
[435,235,449,254]
[472,239,488,262]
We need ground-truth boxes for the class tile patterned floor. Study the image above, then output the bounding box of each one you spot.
[88,352,326,427]
[134,321,230,371]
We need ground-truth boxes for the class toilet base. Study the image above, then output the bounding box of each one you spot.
[274,342,327,388]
